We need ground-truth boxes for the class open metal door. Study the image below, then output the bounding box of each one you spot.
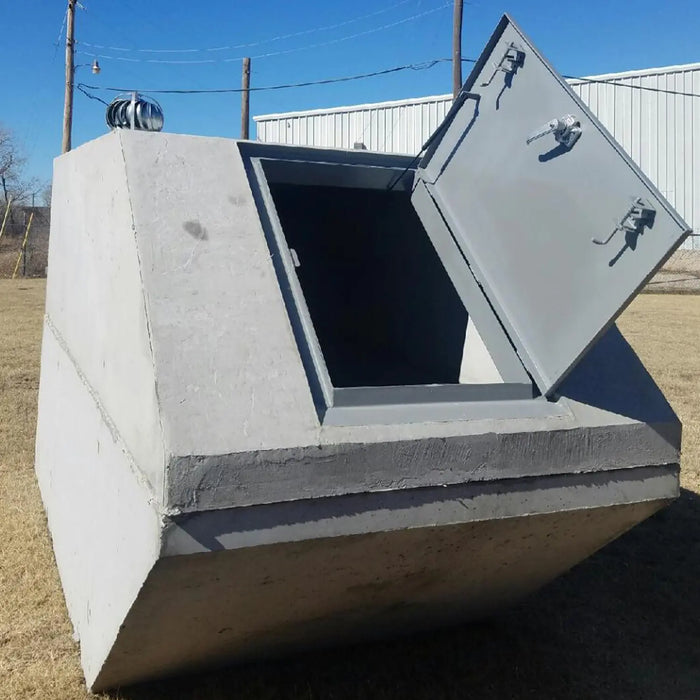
[412,14,691,397]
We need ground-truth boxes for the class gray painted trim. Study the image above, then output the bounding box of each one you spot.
[260,158,413,191]
[162,464,679,556]
[166,417,684,513]
[243,146,535,426]
[333,383,534,407]
[250,157,335,413]
[323,394,558,426]
[238,140,420,169]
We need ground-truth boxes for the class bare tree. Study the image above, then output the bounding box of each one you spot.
[0,126,17,204]
[0,124,42,207]
[41,183,52,207]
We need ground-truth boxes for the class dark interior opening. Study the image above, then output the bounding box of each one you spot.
[268,182,469,388]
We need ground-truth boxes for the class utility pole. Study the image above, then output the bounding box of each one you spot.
[62,0,76,153]
[241,57,251,139]
[452,0,464,100]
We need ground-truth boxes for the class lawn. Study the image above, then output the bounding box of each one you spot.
[1,278,699,700]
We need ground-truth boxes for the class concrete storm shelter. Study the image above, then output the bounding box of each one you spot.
[36,15,689,691]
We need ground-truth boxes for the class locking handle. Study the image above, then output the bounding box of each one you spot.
[592,197,656,246]
[481,43,525,87]
[527,115,581,149]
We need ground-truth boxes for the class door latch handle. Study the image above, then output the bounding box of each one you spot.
[592,197,656,245]
[481,43,525,87]
[527,115,582,149]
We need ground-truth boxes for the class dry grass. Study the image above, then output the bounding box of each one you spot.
[1,278,699,700]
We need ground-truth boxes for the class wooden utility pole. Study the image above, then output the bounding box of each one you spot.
[62,0,76,153]
[0,196,12,243]
[452,0,464,100]
[241,57,251,139]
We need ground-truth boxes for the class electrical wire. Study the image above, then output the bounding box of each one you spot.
[76,84,110,106]
[563,74,700,99]
[22,8,71,172]
[75,2,452,65]
[77,59,456,96]
[53,7,68,55]
[77,59,700,100]
[78,0,415,54]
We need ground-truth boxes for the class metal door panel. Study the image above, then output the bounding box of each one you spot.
[412,15,691,395]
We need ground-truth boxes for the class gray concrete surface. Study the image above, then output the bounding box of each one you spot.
[44,134,165,499]
[35,130,683,690]
[35,326,162,685]
[94,469,674,690]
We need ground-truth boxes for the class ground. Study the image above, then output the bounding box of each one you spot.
[647,250,700,294]
[1,279,699,700]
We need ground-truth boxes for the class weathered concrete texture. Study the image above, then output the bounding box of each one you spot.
[35,326,162,684]
[45,129,680,513]
[167,325,680,512]
[43,131,165,499]
[36,129,683,690]
[94,472,672,690]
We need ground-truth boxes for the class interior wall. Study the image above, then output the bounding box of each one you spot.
[269,183,468,387]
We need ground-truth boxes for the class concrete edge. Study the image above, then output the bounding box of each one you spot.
[117,130,169,503]
[166,421,680,512]
[161,463,679,556]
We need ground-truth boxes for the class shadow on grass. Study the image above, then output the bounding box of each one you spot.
[115,489,700,700]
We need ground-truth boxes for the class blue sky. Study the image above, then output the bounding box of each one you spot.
[5,0,699,185]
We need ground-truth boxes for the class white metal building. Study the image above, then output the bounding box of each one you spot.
[255,62,700,248]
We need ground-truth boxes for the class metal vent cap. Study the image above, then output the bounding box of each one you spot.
[106,92,164,132]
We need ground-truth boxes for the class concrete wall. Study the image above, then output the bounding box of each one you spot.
[41,132,682,519]
[37,130,683,690]
[94,465,676,689]
[46,134,166,498]
[35,327,162,684]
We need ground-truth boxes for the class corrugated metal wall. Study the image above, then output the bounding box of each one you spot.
[255,63,699,248]
[255,95,453,154]
[570,65,699,249]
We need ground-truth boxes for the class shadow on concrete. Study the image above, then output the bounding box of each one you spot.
[558,326,680,448]
[116,488,700,700]
[172,467,671,555]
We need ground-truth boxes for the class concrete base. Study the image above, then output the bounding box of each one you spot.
[93,483,670,690]
[36,130,682,690]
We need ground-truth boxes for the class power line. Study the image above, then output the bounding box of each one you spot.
[78,59,457,96]
[22,8,70,171]
[77,60,700,100]
[77,0,415,54]
[563,74,700,99]
[75,2,452,65]
[76,83,109,105]
[53,7,68,54]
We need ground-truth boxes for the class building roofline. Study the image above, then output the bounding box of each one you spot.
[568,61,700,83]
[254,93,452,122]
[255,61,700,122]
